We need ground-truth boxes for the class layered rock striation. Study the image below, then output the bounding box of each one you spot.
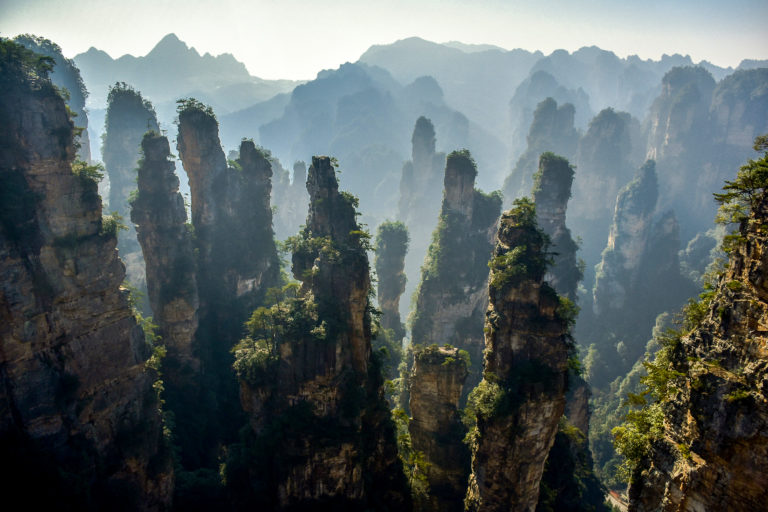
[230,156,409,509]
[411,150,502,394]
[0,41,171,510]
[465,199,572,512]
[627,144,768,511]
[408,344,470,512]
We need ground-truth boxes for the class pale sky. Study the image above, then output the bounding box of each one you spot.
[2,0,766,80]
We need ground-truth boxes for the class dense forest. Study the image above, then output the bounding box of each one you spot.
[1,30,767,512]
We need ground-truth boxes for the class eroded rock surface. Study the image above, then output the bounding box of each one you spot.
[0,43,171,510]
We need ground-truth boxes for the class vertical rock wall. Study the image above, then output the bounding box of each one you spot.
[0,42,171,510]
[466,200,571,512]
[409,345,470,512]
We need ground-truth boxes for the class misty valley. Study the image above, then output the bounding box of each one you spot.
[1,31,767,512]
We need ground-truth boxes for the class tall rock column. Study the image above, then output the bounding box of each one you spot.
[626,142,768,512]
[531,152,582,299]
[176,100,281,467]
[411,150,502,394]
[466,199,572,512]
[102,83,159,303]
[375,220,409,342]
[130,131,202,470]
[409,345,470,512]
[231,156,409,509]
[0,41,171,510]
[398,116,447,317]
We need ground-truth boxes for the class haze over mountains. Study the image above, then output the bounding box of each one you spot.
[3,22,768,511]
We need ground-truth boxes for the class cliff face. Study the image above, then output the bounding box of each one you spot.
[0,42,171,509]
[131,132,199,370]
[375,221,409,343]
[130,132,202,474]
[627,161,768,511]
[102,83,159,306]
[14,35,92,163]
[409,345,470,512]
[411,150,502,395]
[590,161,695,384]
[231,156,409,509]
[466,199,571,512]
[571,108,641,280]
[504,97,580,204]
[531,152,581,300]
[176,101,282,467]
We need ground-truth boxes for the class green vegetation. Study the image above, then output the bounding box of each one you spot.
[715,135,768,251]
[489,197,551,291]
[176,97,216,120]
[100,211,128,238]
[232,284,324,387]
[0,37,54,88]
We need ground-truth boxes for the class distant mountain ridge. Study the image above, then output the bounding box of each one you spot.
[74,33,301,112]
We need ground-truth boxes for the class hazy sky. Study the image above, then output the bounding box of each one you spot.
[2,0,766,80]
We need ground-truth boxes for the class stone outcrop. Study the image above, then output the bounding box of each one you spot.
[411,150,502,395]
[399,116,447,315]
[15,34,92,162]
[590,161,695,383]
[176,100,282,467]
[628,148,768,512]
[571,107,641,282]
[231,156,409,509]
[130,131,202,472]
[375,220,409,343]
[0,41,171,509]
[102,83,159,306]
[465,199,572,512]
[531,152,581,300]
[409,344,470,512]
[131,132,199,371]
[504,97,580,204]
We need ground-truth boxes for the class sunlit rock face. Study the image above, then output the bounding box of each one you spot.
[0,45,172,510]
[629,188,768,512]
[233,157,410,510]
[465,202,571,512]
[409,344,469,512]
[411,150,502,397]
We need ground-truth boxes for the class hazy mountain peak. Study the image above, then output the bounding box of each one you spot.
[147,32,198,59]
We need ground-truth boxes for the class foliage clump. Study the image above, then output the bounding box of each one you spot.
[489,197,551,291]
[714,135,768,251]
[0,37,54,89]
